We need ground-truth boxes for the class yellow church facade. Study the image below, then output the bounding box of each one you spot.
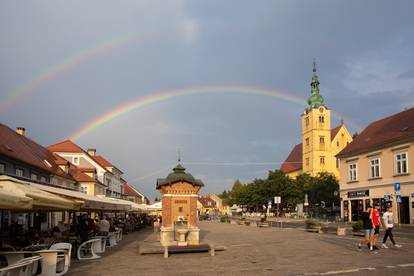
[281,62,353,179]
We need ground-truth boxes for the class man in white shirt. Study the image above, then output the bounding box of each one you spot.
[97,216,110,236]
[382,206,402,248]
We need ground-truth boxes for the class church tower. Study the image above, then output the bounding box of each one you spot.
[301,61,333,176]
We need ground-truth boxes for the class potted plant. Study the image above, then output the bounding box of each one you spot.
[352,221,364,236]
[305,219,322,233]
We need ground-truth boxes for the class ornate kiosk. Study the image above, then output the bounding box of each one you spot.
[156,163,204,246]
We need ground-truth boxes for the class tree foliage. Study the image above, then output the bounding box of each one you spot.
[227,170,339,210]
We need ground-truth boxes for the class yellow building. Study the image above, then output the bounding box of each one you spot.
[281,62,352,178]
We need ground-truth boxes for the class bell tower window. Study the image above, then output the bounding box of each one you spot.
[318,116,324,123]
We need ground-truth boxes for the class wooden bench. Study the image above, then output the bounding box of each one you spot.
[258,222,270,228]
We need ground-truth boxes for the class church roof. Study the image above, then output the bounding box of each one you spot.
[337,107,414,158]
[156,163,204,189]
[280,144,302,174]
[280,124,344,174]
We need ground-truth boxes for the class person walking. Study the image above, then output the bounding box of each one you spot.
[358,205,373,250]
[381,206,402,248]
[370,203,381,251]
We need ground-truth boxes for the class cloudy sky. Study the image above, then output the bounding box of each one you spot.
[1,0,414,199]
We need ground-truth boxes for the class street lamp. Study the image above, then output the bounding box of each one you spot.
[304,194,309,218]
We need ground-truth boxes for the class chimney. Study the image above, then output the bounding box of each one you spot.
[16,127,25,136]
[87,148,96,156]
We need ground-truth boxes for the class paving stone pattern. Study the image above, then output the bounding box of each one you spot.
[67,222,414,276]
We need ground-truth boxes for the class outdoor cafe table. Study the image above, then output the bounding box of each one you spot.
[35,249,66,275]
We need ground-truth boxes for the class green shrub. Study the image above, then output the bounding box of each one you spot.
[220,215,229,223]
[305,219,322,229]
[352,221,363,232]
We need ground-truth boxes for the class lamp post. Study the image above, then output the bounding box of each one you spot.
[304,194,309,218]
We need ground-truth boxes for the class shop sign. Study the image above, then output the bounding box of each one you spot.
[347,190,369,198]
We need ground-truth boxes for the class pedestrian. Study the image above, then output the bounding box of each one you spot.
[381,206,402,248]
[358,205,373,250]
[370,203,381,251]
[78,214,89,243]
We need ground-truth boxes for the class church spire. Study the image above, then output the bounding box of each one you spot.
[307,59,324,109]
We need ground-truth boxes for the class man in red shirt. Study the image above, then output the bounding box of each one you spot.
[371,203,381,250]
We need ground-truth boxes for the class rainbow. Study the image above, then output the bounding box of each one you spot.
[69,85,363,140]
[0,32,159,113]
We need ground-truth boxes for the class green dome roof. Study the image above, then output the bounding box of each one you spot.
[156,163,204,189]
[307,61,325,109]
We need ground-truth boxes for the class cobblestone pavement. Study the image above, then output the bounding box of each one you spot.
[67,221,414,276]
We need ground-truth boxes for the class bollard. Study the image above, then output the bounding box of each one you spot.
[210,246,215,257]
[164,246,169,258]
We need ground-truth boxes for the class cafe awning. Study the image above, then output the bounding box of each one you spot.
[0,176,80,210]
[95,196,147,212]
[0,185,32,210]
[31,183,133,211]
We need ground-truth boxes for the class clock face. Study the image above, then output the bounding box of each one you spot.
[319,107,324,113]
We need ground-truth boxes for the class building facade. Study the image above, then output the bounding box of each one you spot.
[48,140,125,198]
[281,62,352,179]
[123,180,146,204]
[0,125,77,190]
[337,107,414,224]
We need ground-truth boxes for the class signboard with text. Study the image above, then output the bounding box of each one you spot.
[347,190,369,198]
[274,196,281,204]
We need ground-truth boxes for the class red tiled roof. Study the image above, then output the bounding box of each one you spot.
[47,140,84,153]
[52,153,70,165]
[0,124,74,181]
[337,107,414,157]
[92,155,123,174]
[92,155,114,168]
[124,183,143,197]
[199,196,217,208]
[280,144,303,173]
[331,124,342,140]
[68,165,95,182]
[78,167,96,173]
[48,140,115,175]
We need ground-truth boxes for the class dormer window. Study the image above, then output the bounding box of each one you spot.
[43,160,52,168]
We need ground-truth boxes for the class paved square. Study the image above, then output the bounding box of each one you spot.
[67,222,414,275]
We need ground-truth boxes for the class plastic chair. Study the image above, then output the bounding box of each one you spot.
[76,239,102,260]
[116,229,123,242]
[16,256,43,276]
[91,237,106,254]
[107,232,118,247]
[0,260,32,276]
[49,243,72,275]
